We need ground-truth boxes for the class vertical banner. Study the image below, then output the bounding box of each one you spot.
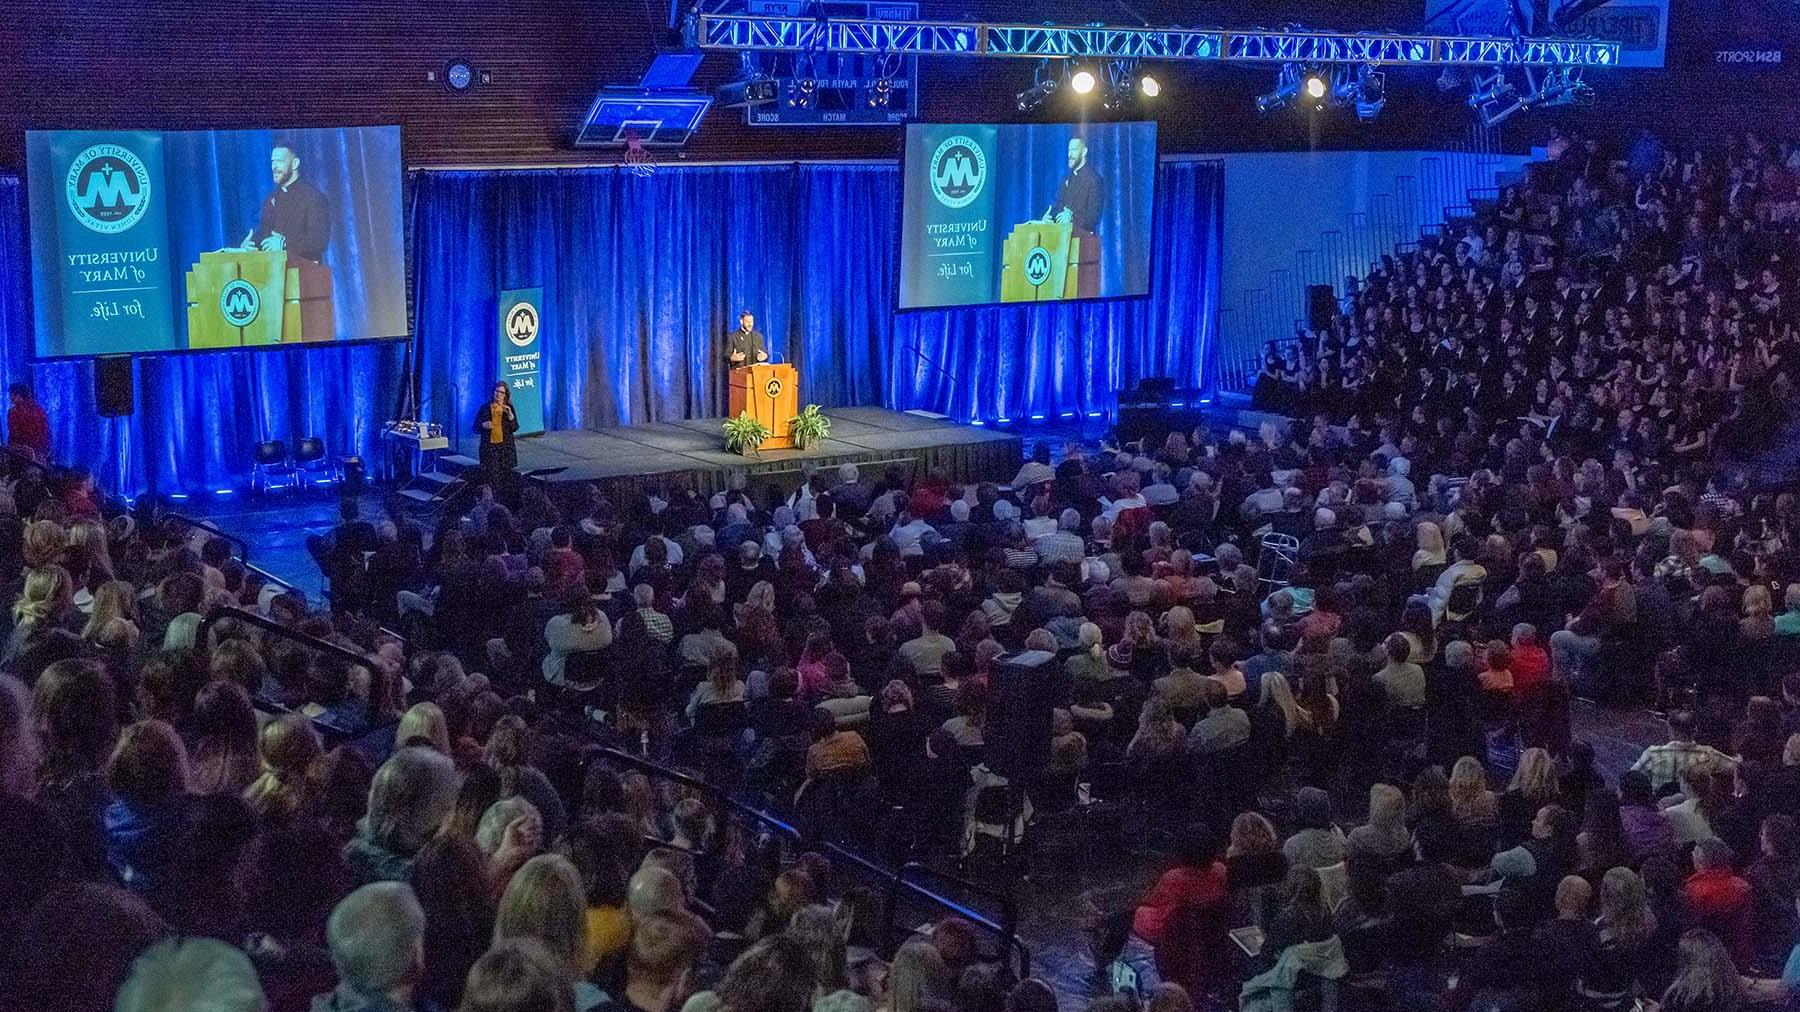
[899,124,998,309]
[498,287,545,436]
[29,130,178,355]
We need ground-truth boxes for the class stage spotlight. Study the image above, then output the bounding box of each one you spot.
[1255,63,1301,113]
[1355,65,1386,120]
[1467,70,1514,109]
[1015,60,1060,112]
[1304,72,1328,100]
[1070,67,1097,94]
[1139,72,1161,98]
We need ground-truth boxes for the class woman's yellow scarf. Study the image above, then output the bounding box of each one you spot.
[489,401,504,443]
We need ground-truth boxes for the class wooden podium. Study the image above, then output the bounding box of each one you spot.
[729,363,799,450]
[999,221,1100,302]
[184,250,335,348]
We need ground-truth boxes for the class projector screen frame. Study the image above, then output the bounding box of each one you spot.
[23,123,412,362]
[895,119,1160,313]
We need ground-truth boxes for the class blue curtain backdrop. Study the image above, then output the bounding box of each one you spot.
[412,158,1220,451]
[0,158,1218,493]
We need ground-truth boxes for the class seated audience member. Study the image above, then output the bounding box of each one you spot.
[1746,814,1800,969]
[314,882,429,1012]
[115,937,267,1012]
[1683,837,1754,967]
[804,707,871,781]
[1372,633,1425,710]
[346,747,460,884]
[1282,786,1346,870]
[458,941,578,1012]
[601,908,709,1012]
[103,719,200,894]
[1630,711,1737,794]
[1186,680,1250,755]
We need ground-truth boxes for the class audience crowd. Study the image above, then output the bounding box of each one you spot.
[4,128,1800,1012]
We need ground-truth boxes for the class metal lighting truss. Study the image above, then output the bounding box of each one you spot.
[695,13,1620,68]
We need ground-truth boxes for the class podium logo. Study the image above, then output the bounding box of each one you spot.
[1024,246,1053,287]
[505,302,540,348]
[928,135,987,209]
[220,279,261,328]
[765,377,783,400]
[65,144,152,235]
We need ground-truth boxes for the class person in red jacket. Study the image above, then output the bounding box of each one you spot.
[1684,837,1754,967]
[1094,826,1229,998]
[6,383,50,464]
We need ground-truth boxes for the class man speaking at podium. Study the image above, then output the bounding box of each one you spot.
[240,142,331,262]
[724,309,768,375]
[1042,136,1105,233]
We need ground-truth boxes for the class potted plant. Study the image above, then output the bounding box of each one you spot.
[790,404,832,450]
[722,411,771,456]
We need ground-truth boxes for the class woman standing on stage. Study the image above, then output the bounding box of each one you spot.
[475,380,520,483]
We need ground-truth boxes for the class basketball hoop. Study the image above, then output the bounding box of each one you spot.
[623,132,657,178]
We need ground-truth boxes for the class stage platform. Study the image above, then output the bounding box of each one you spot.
[510,407,1023,495]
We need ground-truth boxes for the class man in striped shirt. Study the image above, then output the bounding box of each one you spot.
[1630,710,1737,793]
[1034,509,1086,567]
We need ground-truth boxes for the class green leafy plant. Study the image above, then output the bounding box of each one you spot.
[722,411,772,456]
[790,404,832,450]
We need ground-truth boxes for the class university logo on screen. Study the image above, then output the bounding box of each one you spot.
[219,279,261,328]
[65,144,152,235]
[506,303,540,347]
[929,135,987,209]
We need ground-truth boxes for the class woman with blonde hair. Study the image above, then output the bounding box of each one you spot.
[1658,928,1746,1012]
[1412,521,1447,571]
[732,580,782,664]
[1226,811,1290,926]
[1064,622,1111,681]
[243,712,323,823]
[1126,696,1186,762]
[1109,611,1165,678]
[1447,756,1498,825]
[493,853,600,1010]
[63,518,116,589]
[885,936,954,1012]
[1500,746,1559,844]
[1257,669,1309,739]
[1347,783,1412,865]
[20,519,65,569]
[1580,866,1659,1008]
[1740,584,1776,641]
[4,564,75,666]
[397,701,452,754]
[80,580,138,643]
[1162,606,1204,658]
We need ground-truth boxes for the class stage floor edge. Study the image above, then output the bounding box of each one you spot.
[509,407,1022,494]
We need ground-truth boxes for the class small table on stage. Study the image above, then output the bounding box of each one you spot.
[729,363,799,450]
[380,424,448,481]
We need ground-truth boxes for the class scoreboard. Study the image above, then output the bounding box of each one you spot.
[743,0,920,126]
